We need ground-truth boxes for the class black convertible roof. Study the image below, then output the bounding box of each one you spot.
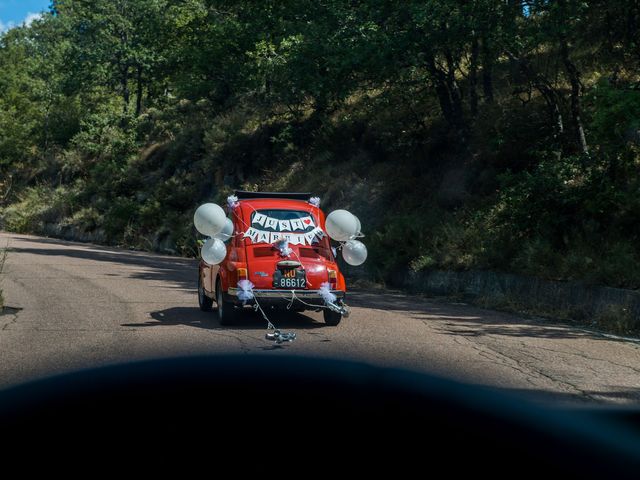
[234,190,312,201]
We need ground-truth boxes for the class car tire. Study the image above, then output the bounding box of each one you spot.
[323,308,342,326]
[198,273,213,312]
[216,277,236,326]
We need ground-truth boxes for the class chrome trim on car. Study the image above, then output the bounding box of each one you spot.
[228,287,344,299]
[277,260,301,268]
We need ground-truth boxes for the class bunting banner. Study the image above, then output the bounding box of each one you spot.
[243,226,326,246]
[251,213,315,231]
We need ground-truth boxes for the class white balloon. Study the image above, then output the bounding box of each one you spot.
[194,203,226,237]
[325,209,359,242]
[214,217,234,242]
[342,240,368,266]
[353,215,362,238]
[201,237,227,265]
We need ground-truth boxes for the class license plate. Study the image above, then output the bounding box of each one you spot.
[275,276,306,289]
[274,268,306,289]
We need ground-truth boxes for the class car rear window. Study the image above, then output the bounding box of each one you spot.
[250,210,317,232]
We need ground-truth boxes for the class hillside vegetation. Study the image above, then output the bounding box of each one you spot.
[1,1,639,289]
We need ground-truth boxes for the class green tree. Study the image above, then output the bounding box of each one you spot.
[56,0,169,116]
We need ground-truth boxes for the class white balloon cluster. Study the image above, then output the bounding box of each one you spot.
[194,201,368,267]
[325,209,368,266]
[194,203,231,265]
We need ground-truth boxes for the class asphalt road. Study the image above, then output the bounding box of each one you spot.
[1,232,640,404]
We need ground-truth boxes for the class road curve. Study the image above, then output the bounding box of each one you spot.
[1,232,639,403]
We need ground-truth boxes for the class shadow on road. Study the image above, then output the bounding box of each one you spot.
[226,308,326,330]
[433,319,603,340]
[0,306,22,316]
[122,307,218,330]
[350,289,613,341]
[7,236,196,292]
[122,306,325,331]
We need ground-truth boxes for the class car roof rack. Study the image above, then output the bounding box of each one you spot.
[234,190,313,201]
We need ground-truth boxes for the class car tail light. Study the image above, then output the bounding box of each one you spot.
[328,269,337,289]
[237,268,248,283]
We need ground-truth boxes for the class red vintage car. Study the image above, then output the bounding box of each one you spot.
[198,191,348,325]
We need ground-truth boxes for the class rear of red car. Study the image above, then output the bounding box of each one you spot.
[198,191,349,324]
[222,196,346,305]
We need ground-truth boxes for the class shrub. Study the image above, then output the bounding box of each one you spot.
[2,185,78,234]
[589,80,640,150]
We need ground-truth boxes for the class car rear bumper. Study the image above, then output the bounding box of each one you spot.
[226,287,345,306]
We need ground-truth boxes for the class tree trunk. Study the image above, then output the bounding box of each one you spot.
[480,37,494,103]
[135,65,144,116]
[424,48,466,134]
[469,35,479,117]
[549,96,564,137]
[121,65,130,115]
[629,5,640,71]
[559,37,588,153]
[536,82,565,137]
[506,50,564,139]
[444,50,465,130]
[425,54,454,128]
[117,18,130,116]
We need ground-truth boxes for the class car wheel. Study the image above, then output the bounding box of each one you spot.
[323,308,342,326]
[216,278,236,326]
[198,273,213,312]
